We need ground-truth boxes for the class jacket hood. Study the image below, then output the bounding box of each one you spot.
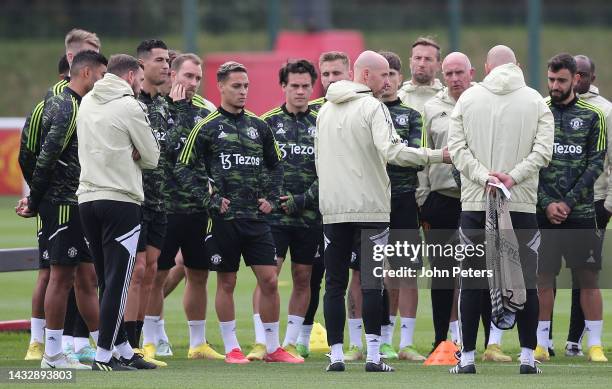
[89,73,134,104]
[325,80,372,104]
[399,78,444,94]
[480,63,526,95]
[579,84,600,99]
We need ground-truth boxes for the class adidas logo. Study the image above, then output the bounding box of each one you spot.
[440,112,447,117]
[288,321,294,324]
[95,362,112,371]
[276,128,286,134]
[265,328,272,332]
[218,131,228,138]
[48,336,56,341]
[586,256,596,263]
[401,325,407,329]
[368,339,379,343]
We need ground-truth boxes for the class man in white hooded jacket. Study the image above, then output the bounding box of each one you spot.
[77,54,160,371]
[316,50,448,373]
[447,45,554,375]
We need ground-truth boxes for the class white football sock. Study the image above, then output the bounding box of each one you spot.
[536,321,550,348]
[157,319,169,343]
[449,320,461,344]
[188,320,206,348]
[520,347,535,366]
[297,324,313,347]
[348,318,363,348]
[143,315,159,345]
[45,328,63,357]
[263,321,280,353]
[90,330,99,346]
[62,335,74,351]
[253,314,266,344]
[488,322,503,345]
[219,320,240,353]
[585,320,603,348]
[461,349,475,366]
[389,315,397,341]
[74,337,90,353]
[381,323,393,345]
[330,343,344,363]
[365,334,381,363]
[30,318,45,344]
[399,317,416,348]
[115,341,134,359]
[282,315,304,347]
[95,346,112,363]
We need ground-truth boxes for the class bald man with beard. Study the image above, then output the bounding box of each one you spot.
[448,45,554,374]
[316,50,449,373]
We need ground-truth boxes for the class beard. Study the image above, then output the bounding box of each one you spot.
[549,87,572,103]
[413,72,433,85]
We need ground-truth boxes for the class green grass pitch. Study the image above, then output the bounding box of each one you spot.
[1,196,611,388]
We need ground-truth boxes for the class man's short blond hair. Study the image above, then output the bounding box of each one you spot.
[318,51,350,69]
[217,61,247,82]
[65,28,101,51]
[171,53,202,72]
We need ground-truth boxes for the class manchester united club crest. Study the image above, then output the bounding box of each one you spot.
[570,117,584,130]
[247,127,259,139]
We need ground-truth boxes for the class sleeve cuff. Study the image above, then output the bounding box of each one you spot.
[507,169,523,185]
[563,197,576,210]
[428,149,443,164]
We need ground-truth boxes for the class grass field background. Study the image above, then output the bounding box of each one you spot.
[1,195,612,388]
[1,26,611,117]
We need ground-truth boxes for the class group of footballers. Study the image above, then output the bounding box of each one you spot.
[15,27,610,373]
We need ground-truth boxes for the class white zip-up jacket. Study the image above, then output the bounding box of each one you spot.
[580,85,612,213]
[416,87,462,206]
[315,80,444,224]
[398,78,444,113]
[77,73,160,205]
[447,63,554,213]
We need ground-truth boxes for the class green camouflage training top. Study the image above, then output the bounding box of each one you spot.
[19,79,69,185]
[175,106,284,220]
[138,90,170,213]
[164,97,212,213]
[384,98,425,196]
[27,86,81,212]
[538,96,607,220]
[261,104,319,226]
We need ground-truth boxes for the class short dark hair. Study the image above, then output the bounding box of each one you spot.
[278,59,317,86]
[107,54,141,77]
[548,53,577,75]
[168,49,181,68]
[412,36,441,62]
[58,54,70,76]
[379,51,402,72]
[136,39,168,59]
[217,61,247,82]
[70,50,108,76]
